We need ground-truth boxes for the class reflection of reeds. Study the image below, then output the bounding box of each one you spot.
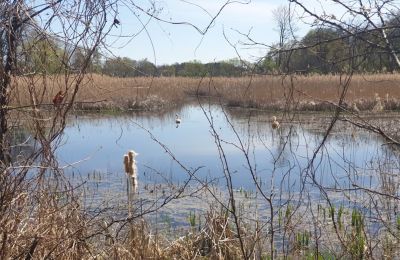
[11,73,400,111]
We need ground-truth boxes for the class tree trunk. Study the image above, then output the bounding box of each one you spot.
[0,83,10,165]
[0,15,17,166]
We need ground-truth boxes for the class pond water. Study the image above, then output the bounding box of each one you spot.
[56,103,398,197]
[32,102,398,229]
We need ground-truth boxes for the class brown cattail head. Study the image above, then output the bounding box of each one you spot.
[128,160,134,175]
[126,150,138,177]
[123,155,129,174]
[352,102,359,112]
[128,150,138,161]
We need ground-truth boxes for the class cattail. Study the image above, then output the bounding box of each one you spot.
[372,93,383,112]
[127,150,136,161]
[374,93,380,101]
[127,150,138,187]
[123,155,129,174]
[352,102,359,112]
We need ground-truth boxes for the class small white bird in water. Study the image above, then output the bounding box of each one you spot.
[175,114,181,124]
[271,116,280,129]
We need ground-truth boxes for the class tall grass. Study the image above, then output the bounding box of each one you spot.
[11,73,400,111]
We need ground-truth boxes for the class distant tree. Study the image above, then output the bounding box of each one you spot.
[178,60,206,77]
[136,59,157,76]
[272,4,298,71]
[90,49,102,73]
[102,57,137,77]
[21,37,66,74]
[218,62,240,76]
[293,28,347,73]
[290,0,400,72]
[261,56,278,74]
[158,65,176,76]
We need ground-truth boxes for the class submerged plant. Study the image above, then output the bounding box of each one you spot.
[338,205,344,230]
[351,209,363,232]
[278,209,283,227]
[348,209,366,259]
[295,231,311,250]
[397,215,400,231]
[188,211,196,228]
[329,205,335,219]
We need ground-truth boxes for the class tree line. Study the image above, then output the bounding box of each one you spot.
[266,25,400,74]
[17,15,400,77]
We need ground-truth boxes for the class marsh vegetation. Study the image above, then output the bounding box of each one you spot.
[2,0,400,259]
[10,73,400,112]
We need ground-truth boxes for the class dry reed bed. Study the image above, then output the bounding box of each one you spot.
[3,184,398,259]
[10,73,400,112]
[0,184,260,259]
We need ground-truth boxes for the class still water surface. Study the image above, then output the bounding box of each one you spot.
[57,104,397,197]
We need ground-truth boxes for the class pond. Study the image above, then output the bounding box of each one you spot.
[55,103,399,203]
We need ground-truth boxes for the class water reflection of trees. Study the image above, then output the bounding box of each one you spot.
[69,106,184,130]
[9,128,36,161]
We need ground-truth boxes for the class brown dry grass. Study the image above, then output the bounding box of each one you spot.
[0,187,253,259]
[10,73,400,111]
[4,186,398,259]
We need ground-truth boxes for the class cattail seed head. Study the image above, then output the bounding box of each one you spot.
[128,150,138,161]
[123,155,129,174]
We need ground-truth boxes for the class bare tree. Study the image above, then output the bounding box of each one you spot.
[290,0,400,71]
[273,4,298,70]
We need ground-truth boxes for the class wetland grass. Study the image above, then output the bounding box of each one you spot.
[2,167,399,259]
[10,73,400,112]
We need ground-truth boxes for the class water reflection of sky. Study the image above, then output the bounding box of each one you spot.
[57,104,398,194]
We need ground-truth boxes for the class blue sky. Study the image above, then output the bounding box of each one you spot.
[36,0,387,65]
[106,0,306,65]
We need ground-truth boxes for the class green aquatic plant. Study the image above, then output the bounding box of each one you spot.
[382,234,396,259]
[351,209,363,232]
[338,205,344,230]
[396,215,400,231]
[188,211,196,227]
[161,214,173,231]
[348,209,366,259]
[278,209,282,227]
[304,250,336,260]
[329,205,335,219]
[285,204,292,220]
